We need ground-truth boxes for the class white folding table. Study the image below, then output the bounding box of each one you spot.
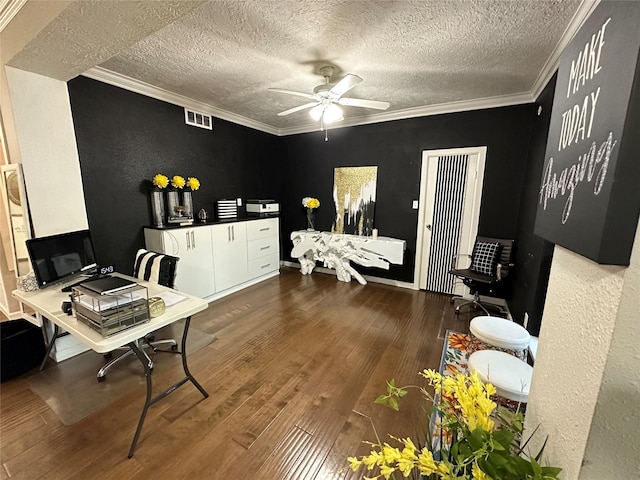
[13,273,209,457]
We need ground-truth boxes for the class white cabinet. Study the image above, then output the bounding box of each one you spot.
[211,223,248,292]
[144,227,216,299]
[247,218,280,280]
[144,218,279,302]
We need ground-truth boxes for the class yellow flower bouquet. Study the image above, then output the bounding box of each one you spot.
[348,370,562,480]
[186,176,200,191]
[170,175,186,189]
[302,197,320,230]
[152,173,169,190]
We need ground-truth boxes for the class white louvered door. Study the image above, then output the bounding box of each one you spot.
[417,147,486,295]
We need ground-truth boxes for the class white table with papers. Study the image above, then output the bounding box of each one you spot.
[13,273,209,457]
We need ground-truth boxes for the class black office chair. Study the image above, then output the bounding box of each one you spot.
[448,237,514,315]
[97,249,179,382]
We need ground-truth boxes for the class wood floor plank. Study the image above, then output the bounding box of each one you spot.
[0,267,476,479]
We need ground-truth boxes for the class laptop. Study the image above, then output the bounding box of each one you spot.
[80,276,137,295]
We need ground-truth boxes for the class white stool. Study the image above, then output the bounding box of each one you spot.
[468,350,533,405]
[469,315,530,361]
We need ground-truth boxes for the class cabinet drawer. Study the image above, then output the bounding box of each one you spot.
[248,253,280,279]
[247,236,278,260]
[246,218,278,241]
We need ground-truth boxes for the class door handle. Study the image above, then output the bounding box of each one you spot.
[232,225,235,241]
[186,231,191,249]
[191,231,195,248]
[228,226,231,242]
[426,225,432,231]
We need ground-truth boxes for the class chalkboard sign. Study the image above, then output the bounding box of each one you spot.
[534,1,640,265]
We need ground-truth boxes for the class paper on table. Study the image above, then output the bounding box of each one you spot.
[154,291,187,307]
[78,292,145,312]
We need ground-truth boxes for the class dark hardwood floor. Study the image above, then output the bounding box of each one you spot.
[0,267,476,480]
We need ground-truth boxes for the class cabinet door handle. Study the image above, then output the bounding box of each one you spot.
[227,226,231,242]
[232,225,235,241]
[186,231,191,250]
[191,231,195,248]
[260,245,270,250]
[261,263,271,269]
[259,227,269,232]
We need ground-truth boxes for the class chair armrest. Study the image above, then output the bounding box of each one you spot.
[451,253,471,270]
[496,262,515,279]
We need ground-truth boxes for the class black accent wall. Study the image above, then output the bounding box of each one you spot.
[67,76,282,275]
[67,74,555,333]
[509,74,558,336]
[279,106,535,283]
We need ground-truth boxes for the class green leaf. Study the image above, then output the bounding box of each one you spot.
[541,466,563,477]
[478,457,499,479]
[396,388,408,398]
[488,452,508,466]
[466,428,484,450]
[388,396,399,411]
[493,428,515,448]
[490,437,506,451]
[374,395,388,405]
[531,457,542,476]
[534,436,549,462]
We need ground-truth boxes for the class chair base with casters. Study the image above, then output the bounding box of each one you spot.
[450,292,507,316]
[96,249,179,382]
[448,236,514,316]
[97,335,178,382]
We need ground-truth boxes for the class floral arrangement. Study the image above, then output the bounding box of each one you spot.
[302,197,320,210]
[152,173,169,189]
[302,197,320,230]
[170,175,186,189]
[347,369,561,480]
[186,176,200,191]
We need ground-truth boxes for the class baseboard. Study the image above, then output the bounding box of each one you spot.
[281,261,417,290]
[204,270,280,303]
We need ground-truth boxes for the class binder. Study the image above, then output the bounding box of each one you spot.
[80,276,137,295]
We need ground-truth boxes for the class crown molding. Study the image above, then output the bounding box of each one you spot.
[531,0,600,100]
[82,67,280,136]
[277,92,535,136]
[85,67,533,137]
[0,0,27,33]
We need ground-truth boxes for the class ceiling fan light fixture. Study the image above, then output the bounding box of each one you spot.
[323,104,343,124]
[309,104,324,121]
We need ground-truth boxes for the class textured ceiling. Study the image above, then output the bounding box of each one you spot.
[6,0,586,134]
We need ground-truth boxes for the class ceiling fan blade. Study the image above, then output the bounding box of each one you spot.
[329,74,363,97]
[269,88,318,101]
[338,97,390,110]
[277,102,319,116]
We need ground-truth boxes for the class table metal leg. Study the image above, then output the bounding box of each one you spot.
[39,322,59,371]
[127,315,209,458]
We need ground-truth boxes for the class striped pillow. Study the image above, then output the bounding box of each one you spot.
[133,249,179,288]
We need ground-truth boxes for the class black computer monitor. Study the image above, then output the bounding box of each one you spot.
[26,229,98,288]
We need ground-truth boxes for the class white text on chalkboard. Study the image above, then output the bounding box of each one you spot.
[558,87,600,151]
[566,17,610,98]
[539,132,616,224]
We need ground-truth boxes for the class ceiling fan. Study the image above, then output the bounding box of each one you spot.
[269,66,390,128]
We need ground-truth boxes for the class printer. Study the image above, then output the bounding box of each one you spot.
[246,199,279,217]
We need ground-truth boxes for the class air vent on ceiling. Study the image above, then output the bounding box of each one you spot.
[184,108,213,130]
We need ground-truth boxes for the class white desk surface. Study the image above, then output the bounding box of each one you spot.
[13,274,208,354]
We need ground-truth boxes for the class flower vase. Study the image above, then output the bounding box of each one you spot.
[183,190,194,218]
[306,208,315,231]
[150,190,165,227]
[167,190,180,220]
